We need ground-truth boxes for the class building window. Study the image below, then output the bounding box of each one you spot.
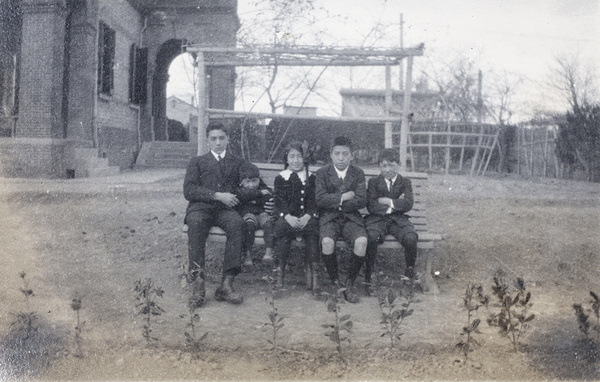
[128,44,147,104]
[97,21,115,95]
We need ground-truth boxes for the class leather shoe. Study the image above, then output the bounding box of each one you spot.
[215,275,243,304]
[343,279,359,304]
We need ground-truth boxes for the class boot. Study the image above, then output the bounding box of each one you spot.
[343,278,359,304]
[276,266,285,289]
[310,262,321,296]
[215,275,243,304]
[305,261,313,290]
[262,247,274,264]
[189,270,206,308]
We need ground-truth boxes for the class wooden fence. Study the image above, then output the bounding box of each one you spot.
[515,122,559,178]
[395,121,500,175]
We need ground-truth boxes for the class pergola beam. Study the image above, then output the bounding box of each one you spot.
[185,44,424,67]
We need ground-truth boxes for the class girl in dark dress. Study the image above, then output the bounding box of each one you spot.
[272,141,320,292]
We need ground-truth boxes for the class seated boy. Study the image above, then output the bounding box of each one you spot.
[235,162,274,266]
[364,148,418,294]
[315,136,368,303]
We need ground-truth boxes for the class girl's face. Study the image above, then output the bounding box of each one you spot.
[287,148,305,173]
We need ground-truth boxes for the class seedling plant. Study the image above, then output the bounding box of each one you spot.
[378,287,414,349]
[456,283,489,362]
[12,271,38,338]
[487,276,534,352]
[70,293,85,358]
[134,278,166,346]
[262,275,285,350]
[322,287,353,354]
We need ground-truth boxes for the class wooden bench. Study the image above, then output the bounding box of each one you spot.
[184,163,442,291]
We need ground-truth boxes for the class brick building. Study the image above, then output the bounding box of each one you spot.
[0,0,237,177]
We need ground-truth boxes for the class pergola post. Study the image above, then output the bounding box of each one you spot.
[384,65,393,148]
[400,55,413,172]
[196,52,207,156]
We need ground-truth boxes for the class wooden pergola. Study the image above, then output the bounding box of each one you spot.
[185,44,425,170]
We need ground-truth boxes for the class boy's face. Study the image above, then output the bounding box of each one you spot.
[330,145,352,171]
[241,177,260,189]
[379,159,399,180]
[207,128,228,154]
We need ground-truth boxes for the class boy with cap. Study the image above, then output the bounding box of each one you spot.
[315,136,368,303]
[235,162,275,266]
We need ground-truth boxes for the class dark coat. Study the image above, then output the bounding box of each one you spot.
[183,152,246,219]
[315,163,367,227]
[365,173,414,226]
[235,180,272,217]
[273,170,318,219]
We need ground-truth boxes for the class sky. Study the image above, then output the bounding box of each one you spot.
[168,0,600,122]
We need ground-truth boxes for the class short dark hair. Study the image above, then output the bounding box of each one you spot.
[378,148,400,164]
[206,122,228,137]
[331,136,353,151]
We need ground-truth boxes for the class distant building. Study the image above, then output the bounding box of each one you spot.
[284,106,317,116]
[167,96,197,134]
[0,0,238,177]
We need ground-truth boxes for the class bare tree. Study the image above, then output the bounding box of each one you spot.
[548,53,598,110]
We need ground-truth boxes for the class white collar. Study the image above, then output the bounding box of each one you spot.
[385,174,397,184]
[334,166,348,179]
[211,150,226,160]
[280,168,308,183]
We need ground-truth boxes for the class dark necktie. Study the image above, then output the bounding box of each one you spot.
[387,179,392,192]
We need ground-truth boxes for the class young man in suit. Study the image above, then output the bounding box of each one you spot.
[183,122,246,305]
[364,148,419,294]
[315,136,368,303]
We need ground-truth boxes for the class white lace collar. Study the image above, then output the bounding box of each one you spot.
[279,169,309,184]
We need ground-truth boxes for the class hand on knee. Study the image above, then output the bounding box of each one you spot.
[353,236,368,257]
[321,237,335,255]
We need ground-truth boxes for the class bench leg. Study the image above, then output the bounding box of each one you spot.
[417,249,439,294]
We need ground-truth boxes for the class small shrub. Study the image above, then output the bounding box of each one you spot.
[12,271,38,338]
[574,291,600,343]
[134,278,165,346]
[322,287,353,354]
[456,283,488,361]
[487,276,534,352]
[378,287,414,349]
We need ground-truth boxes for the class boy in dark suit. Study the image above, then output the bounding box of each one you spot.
[364,148,418,294]
[315,136,368,303]
[183,122,246,305]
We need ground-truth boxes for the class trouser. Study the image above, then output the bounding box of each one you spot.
[187,209,243,277]
[366,220,418,281]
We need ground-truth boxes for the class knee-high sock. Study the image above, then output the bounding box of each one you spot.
[347,254,365,284]
[322,254,339,282]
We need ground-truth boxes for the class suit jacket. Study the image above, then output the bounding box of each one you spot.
[273,169,318,219]
[183,152,246,219]
[365,174,414,226]
[315,163,367,226]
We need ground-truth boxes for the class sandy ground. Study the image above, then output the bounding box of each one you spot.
[0,168,599,380]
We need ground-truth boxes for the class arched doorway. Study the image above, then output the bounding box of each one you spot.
[165,52,197,142]
[152,39,187,141]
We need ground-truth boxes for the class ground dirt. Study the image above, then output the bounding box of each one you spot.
[0,168,599,381]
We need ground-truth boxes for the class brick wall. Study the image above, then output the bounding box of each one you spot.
[95,0,143,169]
[0,138,66,178]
